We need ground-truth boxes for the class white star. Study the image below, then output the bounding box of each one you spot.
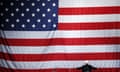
[5,19,9,22]
[21,2,24,6]
[37,19,41,23]
[5,8,9,11]
[53,13,56,17]
[31,3,35,6]
[32,24,36,28]
[16,19,20,23]
[22,24,25,28]
[32,13,35,17]
[16,8,19,12]
[47,8,51,12]
[42,3,45,6]
[37,0,40,2]
[53,24,56,28]
[1,24,4,27]
[26,8,30,12]
[11,24,15,28]
[21,13,24,17]
[11,13,14,16]
[27,19,30,23]
[10,2,14,6]
[42,24,46,28]
[36,8,40,12]
[48,19,51,23]
[52,3,56,7]
[0,2,3,6]
[47,0,50,2]
[0,13,4,16]
[42,13,46,17]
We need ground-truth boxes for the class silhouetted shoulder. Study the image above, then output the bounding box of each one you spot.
[76,64,97,72]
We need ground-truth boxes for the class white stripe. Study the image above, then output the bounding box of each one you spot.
[1,30,119,39]
[59,14,119,23]
[59,0,119,7]
[0,59,120,69]
[0,45,120,54]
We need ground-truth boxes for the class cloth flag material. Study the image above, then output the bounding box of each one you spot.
[0,0,120,72]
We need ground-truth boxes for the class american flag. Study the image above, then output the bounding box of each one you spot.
[0,0,120,72]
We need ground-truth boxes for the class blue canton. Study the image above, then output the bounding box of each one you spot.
[0,0,58,31]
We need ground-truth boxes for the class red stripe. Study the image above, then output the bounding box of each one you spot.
[1,37,120,46]
[0,38,2,44]
[58,22,120,30]
[59,6,120,15]
[1,52,120,61]
[0,67,120,72]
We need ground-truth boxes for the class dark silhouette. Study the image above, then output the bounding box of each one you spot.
[76,64,97,72]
